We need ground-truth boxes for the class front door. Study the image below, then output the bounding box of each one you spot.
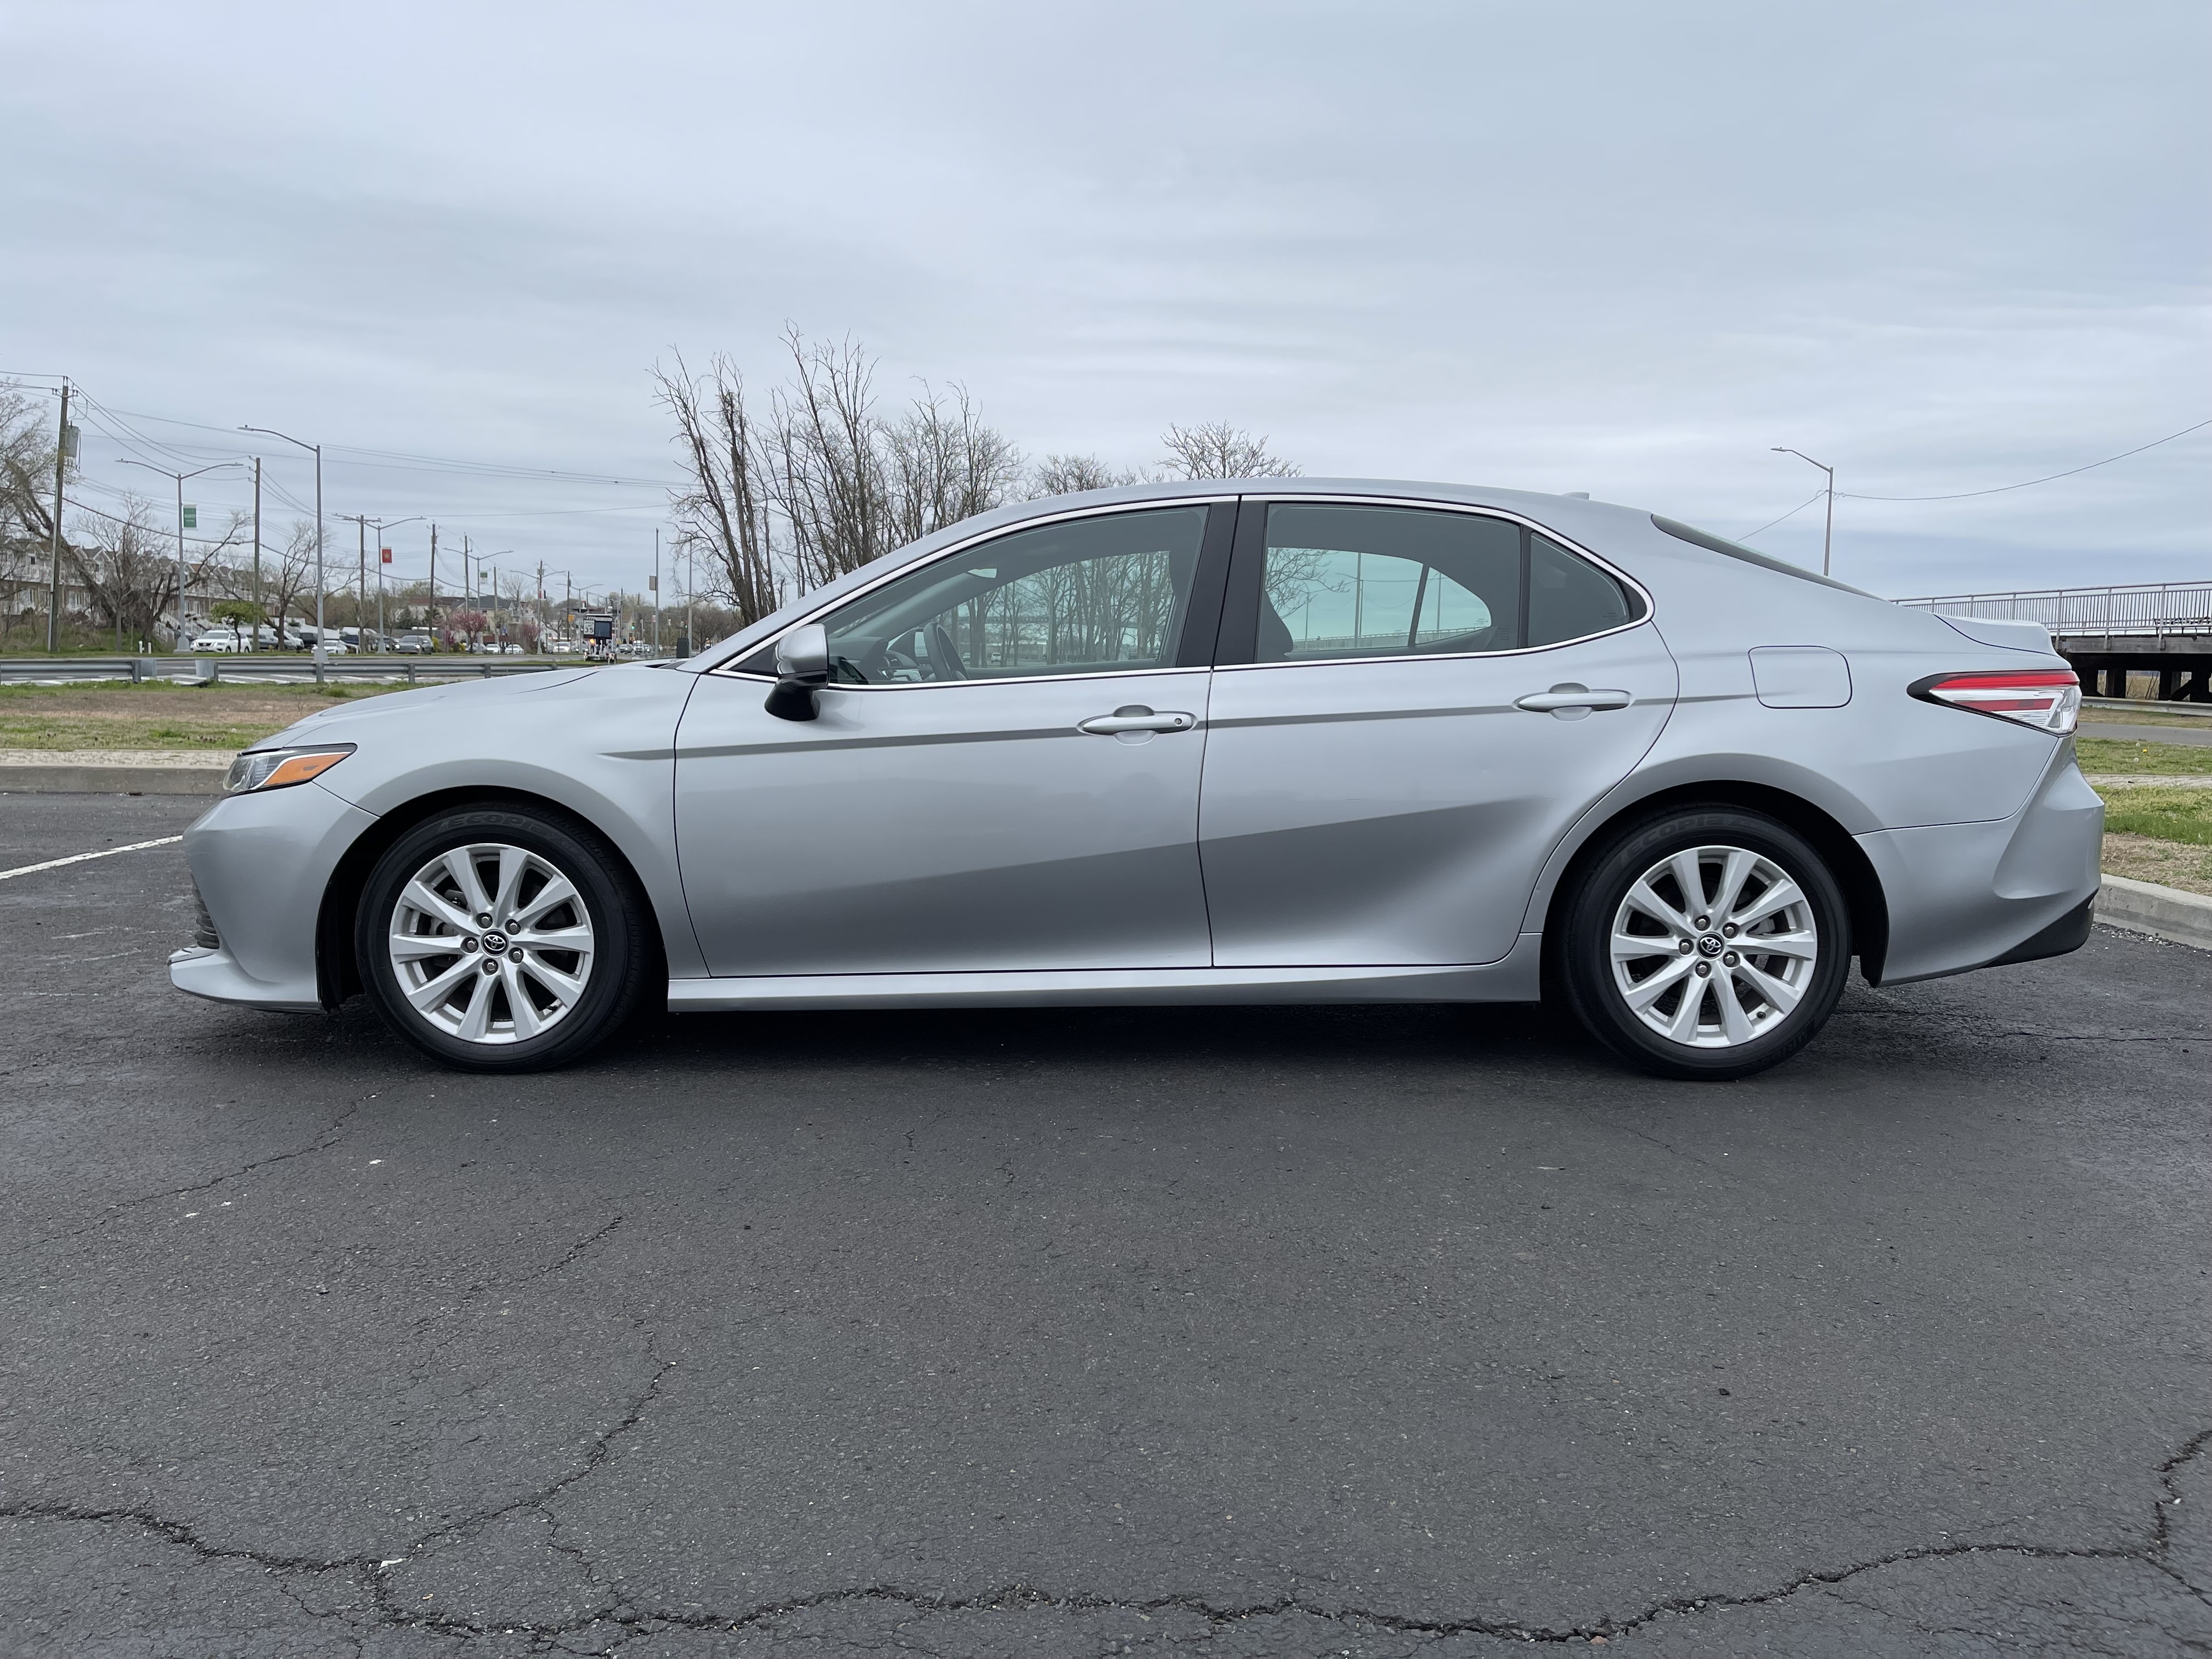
[675,502,1229,977]
[1198,499,1678,967]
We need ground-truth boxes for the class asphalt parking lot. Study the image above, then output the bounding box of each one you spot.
[3,791,2207,1658]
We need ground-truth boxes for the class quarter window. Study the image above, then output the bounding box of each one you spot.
[811,506,1209,683]
[1528,533,1637,646]
[1248,504,1641,663]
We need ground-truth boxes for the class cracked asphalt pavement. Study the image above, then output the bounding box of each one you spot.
[3,791,2209,1657]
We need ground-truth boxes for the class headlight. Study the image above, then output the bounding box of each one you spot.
[225,743,355,793]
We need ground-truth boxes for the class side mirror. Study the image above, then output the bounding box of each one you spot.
[764,623,831,721]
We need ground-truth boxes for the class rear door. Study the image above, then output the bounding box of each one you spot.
[1198,498,1677,967]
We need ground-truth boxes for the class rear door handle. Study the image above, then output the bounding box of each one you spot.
[1514,685,1633,713]
[1079,706,1196,735]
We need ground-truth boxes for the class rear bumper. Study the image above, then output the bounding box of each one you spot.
[1856,745,2103,985]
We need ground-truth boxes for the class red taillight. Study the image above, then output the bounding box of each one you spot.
[1910,669,2080,734]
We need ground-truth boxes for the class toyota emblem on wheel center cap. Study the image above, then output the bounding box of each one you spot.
[1697,934,1724,957]
[482,931,510,955]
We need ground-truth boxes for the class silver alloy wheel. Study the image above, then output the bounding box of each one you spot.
[1609,843,1820,1049]
[387,842,596,1045]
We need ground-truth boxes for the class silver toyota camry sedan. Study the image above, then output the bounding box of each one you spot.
[171,479,2101,1080]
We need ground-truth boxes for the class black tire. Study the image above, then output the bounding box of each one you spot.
[356,805,652,1072]
[1558,807,1852,1081]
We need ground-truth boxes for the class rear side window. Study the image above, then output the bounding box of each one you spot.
[1242,504,1645,664]
[1258,505,1522,661]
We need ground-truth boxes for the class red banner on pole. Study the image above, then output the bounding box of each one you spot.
[380,547,392,564]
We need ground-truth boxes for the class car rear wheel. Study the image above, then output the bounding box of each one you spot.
[357,805,651,1071]
[1559,807,1851,1080]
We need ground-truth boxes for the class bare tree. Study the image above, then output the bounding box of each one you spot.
[67,499,245,648]
[1029,453,1151,498]
[264,518,320,645]
[766,330,890,590]
[1159,421,1300,481]
[884,382,1024,544]
[1,388,67,644]
[653,351,781,627]
[67,499,170,648]
[659,330,1023,611]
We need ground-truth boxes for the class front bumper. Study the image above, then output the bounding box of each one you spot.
[1857,743,2104,985]
[169,780,377,1011]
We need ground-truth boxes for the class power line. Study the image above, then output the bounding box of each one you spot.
[1738,490,1827,541]
[87,397,680,488]
[1840,415,2212,502]
[61,493,254,550]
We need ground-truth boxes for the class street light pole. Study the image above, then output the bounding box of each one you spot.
[251,456,262,649]
[116,458,242,648]
[241,427,324,662]
[368,517,423,653]
[46,379,69,653]
[1771,447,1836,577]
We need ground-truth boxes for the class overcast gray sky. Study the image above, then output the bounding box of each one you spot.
[4,0,2205,602]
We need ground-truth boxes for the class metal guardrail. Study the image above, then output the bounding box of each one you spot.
[1895,580,2212,638]
[0,654,575,687]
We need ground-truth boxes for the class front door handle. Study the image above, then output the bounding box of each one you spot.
[1514,684,1633,716]
[1078,706,1196,735]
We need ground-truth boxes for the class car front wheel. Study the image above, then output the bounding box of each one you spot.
[1559,807,1852,1081]
[356,805,651,1071]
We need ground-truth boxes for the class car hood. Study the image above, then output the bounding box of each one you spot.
[249,668,603,751]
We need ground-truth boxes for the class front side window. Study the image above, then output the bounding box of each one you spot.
[813,506,1209,683]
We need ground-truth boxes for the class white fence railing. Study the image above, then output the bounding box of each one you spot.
[1894,581,2212,637]
[0,655,572,687]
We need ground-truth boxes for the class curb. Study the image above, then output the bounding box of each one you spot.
[0,759,228,795]
[2096,873,2212,952]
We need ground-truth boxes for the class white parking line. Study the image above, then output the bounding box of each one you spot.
[0,836,185,882]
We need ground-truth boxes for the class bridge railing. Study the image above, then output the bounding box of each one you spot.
[1894,581,2212,637]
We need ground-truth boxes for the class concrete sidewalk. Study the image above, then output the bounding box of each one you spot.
[0,749,230,795]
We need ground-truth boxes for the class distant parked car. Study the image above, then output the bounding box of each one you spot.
[394,635,430,655]
[501,642,527,655]
[189,633,241,653]
[173,479,2101,1078]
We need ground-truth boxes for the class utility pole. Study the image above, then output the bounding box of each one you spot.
[1771,448,1836,577]
[356,515,366,644]
[251,456,263,649]
[46,379,69,653]
[653,526,661,653]
[428,523,437,639]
